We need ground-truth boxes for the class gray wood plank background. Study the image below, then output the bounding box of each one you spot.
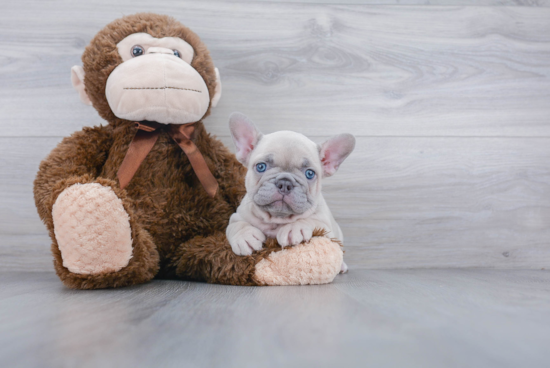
[1,0,549,271]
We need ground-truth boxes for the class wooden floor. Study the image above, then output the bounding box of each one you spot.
[1,1,550,367]
[1,269,549,368]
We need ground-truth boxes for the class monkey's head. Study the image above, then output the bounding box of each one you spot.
[71,13,221,126]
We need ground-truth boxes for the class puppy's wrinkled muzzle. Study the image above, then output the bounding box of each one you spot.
[254,173,310,216]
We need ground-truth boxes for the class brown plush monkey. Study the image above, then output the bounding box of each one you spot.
[33,13,343,289]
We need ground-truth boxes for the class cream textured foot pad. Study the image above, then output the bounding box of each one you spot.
[52,183,133,274]
[255,237,343,286]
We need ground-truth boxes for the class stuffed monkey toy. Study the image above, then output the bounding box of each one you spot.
[33,13,343,289]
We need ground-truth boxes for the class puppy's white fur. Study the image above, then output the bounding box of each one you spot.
[226,113,355,272]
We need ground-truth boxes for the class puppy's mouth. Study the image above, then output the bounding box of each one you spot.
[255,194,310,218]
[260,197,294,216]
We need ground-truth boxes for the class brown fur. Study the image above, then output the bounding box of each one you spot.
[33,13,299,289]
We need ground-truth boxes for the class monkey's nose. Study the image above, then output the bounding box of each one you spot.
[275,178,294,195]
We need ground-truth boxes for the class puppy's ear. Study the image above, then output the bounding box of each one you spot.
[319,134,355,177]
[229,112,262,165]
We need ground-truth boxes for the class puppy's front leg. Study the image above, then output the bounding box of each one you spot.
[277,219,324,248]
[227,213,266,256]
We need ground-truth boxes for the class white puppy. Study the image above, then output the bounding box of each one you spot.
[226,113,355,273]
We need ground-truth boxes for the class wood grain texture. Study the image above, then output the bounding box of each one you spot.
[0,270,549,367]
[3,135,549,271]
[0,236,52,273]
[1,2,550,137]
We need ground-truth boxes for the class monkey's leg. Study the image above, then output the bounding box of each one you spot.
[34,127,159,289]
[169,231,343,286]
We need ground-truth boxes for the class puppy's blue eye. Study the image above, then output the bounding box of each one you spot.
[256,163,267,173]
[173,50,180,58]
[305,169,316,180]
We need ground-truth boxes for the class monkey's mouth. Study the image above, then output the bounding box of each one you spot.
[123,86,202,93]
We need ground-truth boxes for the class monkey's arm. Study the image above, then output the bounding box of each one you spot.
[171,229,343,286]
[33,125,114,221]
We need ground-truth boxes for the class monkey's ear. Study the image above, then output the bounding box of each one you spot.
[229,112,262,165]
[211,67,222,108]
[70,65,92,106]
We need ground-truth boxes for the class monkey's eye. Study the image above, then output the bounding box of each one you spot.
[173,50,181,58]
[305,169,316,180]
[132,45,144,57]
[256,163,267,173]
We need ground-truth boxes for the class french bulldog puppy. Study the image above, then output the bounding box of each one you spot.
[226,112,355,273]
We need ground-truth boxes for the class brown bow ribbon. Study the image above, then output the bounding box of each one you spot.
[117,121,218,197]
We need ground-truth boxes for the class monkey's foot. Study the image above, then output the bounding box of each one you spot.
[254,237,343,286]
[52,183,133,275]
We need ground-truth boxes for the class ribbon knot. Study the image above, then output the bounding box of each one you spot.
[117,121,218,197]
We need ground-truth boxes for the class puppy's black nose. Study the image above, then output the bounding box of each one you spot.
[276,178,294,195]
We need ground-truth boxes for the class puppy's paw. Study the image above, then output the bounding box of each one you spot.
[340,261,349,274]
[277,222,313,248]
[229,226,266,256]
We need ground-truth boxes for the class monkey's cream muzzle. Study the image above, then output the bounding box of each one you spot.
[105,53,210,125]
